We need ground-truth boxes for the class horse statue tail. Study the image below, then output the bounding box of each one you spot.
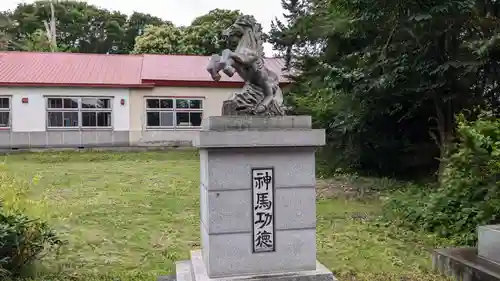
[221,83,286,116]
[269,85,285,116]
[222,83,265,116]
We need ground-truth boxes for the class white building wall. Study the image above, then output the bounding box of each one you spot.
[128,86,234,146]
[11,91,46,132]
[0,87,130,132]
[110,91,130,131]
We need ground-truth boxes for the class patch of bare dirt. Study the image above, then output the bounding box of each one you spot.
[316,177,380,199]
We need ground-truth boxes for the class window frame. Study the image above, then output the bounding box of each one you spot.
[45,96,114,130]
[0,96,11,130]
[144,97,204,130]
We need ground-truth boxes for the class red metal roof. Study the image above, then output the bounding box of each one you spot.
[0,52,146,87]
[0,52,289,88]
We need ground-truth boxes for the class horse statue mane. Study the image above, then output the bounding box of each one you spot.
[206,15,286,116]
[232,15,265,56]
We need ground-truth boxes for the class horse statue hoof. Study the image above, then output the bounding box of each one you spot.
[249,104,267,115]
[222,100,239,116]
[212,73,221,82]
[254,104,266,113]
[223,66,235,77]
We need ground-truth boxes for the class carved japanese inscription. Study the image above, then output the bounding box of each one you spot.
[251,167,275,253]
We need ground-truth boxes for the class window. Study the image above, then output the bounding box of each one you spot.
[0,97,10,128]
[46,97,112,129]
[145,98,203,128]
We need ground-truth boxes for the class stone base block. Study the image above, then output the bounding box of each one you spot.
[194,116,325,149]
[433,247,500,281]
[174,250,336,281]
[200,225,317,277]
[478,225,500,265]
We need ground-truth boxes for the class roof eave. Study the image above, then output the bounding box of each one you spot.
[141,79,292,88]
[0,82,154,89]
[0,81,292,89]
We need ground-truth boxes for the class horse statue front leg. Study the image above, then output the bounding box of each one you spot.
[220,49,236,77]
[206,54,223,81]
[207,50,237,81]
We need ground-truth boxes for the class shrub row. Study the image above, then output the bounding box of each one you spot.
[384,113,500,245]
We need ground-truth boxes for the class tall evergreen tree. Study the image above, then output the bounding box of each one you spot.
[269,0,307,65]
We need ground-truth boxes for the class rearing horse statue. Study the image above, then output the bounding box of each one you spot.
[206,15,286,116]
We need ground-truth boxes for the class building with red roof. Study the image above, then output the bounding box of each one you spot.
[0,51,290,149]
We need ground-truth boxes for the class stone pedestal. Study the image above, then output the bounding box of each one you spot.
[433,224,500,281]
[174,116,335,281]
[478,225,500,265]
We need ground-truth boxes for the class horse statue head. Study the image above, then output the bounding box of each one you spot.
[222,15,264,56]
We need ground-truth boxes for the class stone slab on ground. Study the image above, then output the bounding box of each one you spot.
[433,247,500,281]
[478,225,500,265]
[173,250,335,281]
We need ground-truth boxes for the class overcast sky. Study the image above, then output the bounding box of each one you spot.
[0,0,285,55]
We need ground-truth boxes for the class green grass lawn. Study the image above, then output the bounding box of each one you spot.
[0,151,451,281]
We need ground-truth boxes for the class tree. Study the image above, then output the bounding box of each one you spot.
[122,12,170,54]
[42,0,57,51]
[0,11,15,50]
[132,9,265,56]
[2,0,128,53]
[0,0,172,54]
[182,9,243,55]
[1,3,268,56]
[18,29,52,51]
[270,0,500,178]
[0,1,57,52]
[132,24,187,54]
[269,0,308,64]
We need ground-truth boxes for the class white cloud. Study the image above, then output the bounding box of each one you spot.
[0,0,285,55]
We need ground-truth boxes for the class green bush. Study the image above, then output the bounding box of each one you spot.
[0,166,63,278]
[383,113,500,245]
[0,208,63,278]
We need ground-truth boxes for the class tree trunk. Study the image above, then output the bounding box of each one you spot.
[42,0,57,52]
[431,96,454,184]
